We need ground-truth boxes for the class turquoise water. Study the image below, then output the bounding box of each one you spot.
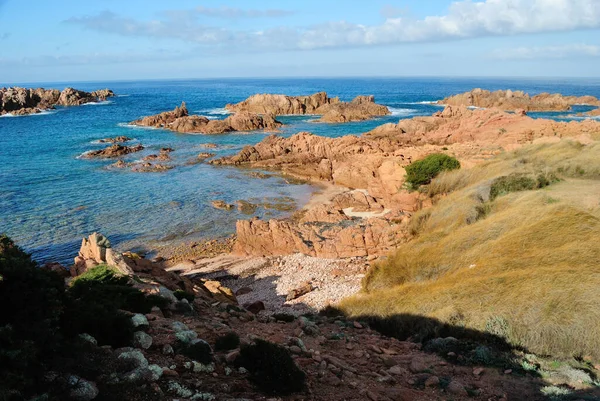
[1,77,599,264]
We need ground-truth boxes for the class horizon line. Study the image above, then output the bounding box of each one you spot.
[3,75,600,87]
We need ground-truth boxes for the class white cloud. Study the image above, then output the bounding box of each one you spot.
[490,43,600,60]
[66,0,600,50]
[194,6,294,19]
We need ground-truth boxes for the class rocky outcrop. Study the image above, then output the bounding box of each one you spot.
[215,105,600,257]
[226,92,390,122]
[0,86,114,115]
[83,144,144,158]
[98,136,132,143]
[438,88,600,111]
[131,102,282,134]
[73,232,133,276]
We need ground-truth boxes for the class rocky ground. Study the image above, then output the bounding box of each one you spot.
[59,233,577,401]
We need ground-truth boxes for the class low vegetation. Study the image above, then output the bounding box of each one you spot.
[214,332,240,351]
[340,140,600,359]
[0,238,170,400]
[237,339,306,395]
[405,153,461,188]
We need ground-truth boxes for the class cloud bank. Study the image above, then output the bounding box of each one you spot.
[490,44,600,60]
[66,0,600,51]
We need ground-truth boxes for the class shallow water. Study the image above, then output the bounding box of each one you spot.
[1,77,599,264]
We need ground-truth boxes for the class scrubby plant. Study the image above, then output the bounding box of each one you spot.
[214,332,240,351]
[489,172,559,200]
[237,339,306,395]
[174,289,195,303]
[178,340,213,364]
[272,313,296,323]
[0,234,66,400]
[405,153,461,188]
[63,265,167,346]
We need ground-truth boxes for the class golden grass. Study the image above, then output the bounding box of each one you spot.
[340,139,600,359]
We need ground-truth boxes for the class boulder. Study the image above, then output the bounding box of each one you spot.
[73,233,133,276]
[83,144,144,159]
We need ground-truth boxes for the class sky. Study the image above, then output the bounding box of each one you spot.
[1,0,600,83]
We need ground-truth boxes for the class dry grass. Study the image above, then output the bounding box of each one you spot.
[341,139,600,359]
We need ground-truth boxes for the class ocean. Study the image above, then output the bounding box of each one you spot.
[2,77,600,264]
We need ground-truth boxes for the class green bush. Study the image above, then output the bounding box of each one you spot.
[173,289,195,303]
[272,313,296,323]
[63,265,166,347]
[405,154,461,188]
[489,172,559,200]
[238,339,306,395]
[0,234,65,400]
[215,332,240,351]
[178,340,213,364]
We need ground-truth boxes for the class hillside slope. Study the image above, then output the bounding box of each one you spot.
[340,140,600,359]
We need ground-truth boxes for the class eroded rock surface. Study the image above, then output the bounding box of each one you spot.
[83,144,144,158]
[0,86,114,115]
[214,105,600,258]
[439,88,600,112]
[131,102,282,134]
[226,92,390,122]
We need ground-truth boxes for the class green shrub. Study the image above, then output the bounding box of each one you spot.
[238,339,306,395]
[178,340,213,364]
[405,154,461,188]
[0,234,65,399]
[173,289,195,303]
[272,313,296,323]
[64,265,166,347]
[489,172,559,200]
[215,332,240,351]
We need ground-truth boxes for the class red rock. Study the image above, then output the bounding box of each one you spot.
[243,301,265,314]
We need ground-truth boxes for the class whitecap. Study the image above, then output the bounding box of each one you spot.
[82,100,113,106]
[407,100,444,105]
[196,107,231,116]
[389,107,417,116]
[117,122,162,130]
[116,94,131,97]
[1,110,59,118]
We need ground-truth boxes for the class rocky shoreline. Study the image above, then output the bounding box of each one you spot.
[1,86,114,115]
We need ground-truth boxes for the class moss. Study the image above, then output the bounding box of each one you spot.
[405,153,461,188]
[237,339,306,395]
[214,332,240,351]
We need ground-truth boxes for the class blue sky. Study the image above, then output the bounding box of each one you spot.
[1,0,599,83]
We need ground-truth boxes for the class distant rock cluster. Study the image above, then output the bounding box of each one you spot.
[0,86,114,115]
[226,91,390,123]
[130,102,282,134]
[438,88,600,112]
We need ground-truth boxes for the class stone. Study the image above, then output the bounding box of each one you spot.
[175,330,198,344]
[162,344,174,355]
[446,380,468,396]
[424,375,440,387]
[235,287,253,296]
[388,365,408,375]
[132,331,153,349]
[243,300,265,314]
[118,349,149,370]
[473,367,485,376]
[131,314,149,329]
[68,375,99,401]
[409,357,429,373]
[78,333,97,346]
[286,282,314,301]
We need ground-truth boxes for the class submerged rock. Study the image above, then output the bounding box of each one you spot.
[83,144,144,159]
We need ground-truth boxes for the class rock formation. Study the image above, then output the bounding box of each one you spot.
[226,92,390,122]
[438,88,600,111]
[0,86,114,115]
[73,232,133,276]
[83,144,144,158]
[131,102,282,134]
[98,136,132,143]
[214,105,600,258]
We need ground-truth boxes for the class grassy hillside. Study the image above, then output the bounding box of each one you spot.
[340,140,600,359]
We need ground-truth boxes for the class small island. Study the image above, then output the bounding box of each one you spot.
[0,87,114,116]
